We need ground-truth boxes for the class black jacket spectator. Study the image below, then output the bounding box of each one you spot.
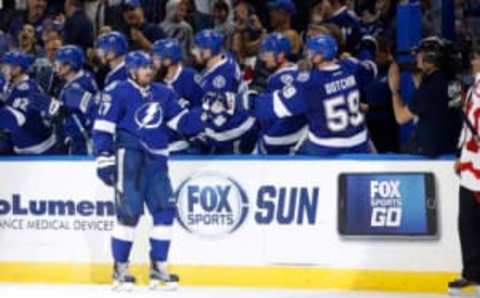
[406,70,462,156]
[9,0,50,47]
[64,1,95,50]
[119,1,165,51]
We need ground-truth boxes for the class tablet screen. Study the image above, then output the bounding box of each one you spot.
[338,173,436,237]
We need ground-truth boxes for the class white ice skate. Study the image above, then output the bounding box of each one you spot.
[149,262,179,291]
[112,262,136,292]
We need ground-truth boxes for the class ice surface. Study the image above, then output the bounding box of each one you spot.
[0,284,453,298]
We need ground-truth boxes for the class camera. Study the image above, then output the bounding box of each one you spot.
[415,36,463,80]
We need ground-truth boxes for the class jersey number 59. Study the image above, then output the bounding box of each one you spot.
[323,90,363,132]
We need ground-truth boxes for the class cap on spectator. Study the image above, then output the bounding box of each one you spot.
[267,0,297,15]
[123,0,142,10]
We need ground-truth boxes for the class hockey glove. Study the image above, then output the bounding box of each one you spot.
[96,153,116,187]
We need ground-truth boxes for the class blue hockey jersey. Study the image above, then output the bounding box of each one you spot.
[254,63,370,155]
[165,65,204,108]
[325,7,363,53]
[200,54,257,153]
[104,61,128,87]
[164,65,205,154]
[339,56,377,95]
[93,79,205,169]
[59,70,100,154]
[0,76,59,154]
[258,64,307,154]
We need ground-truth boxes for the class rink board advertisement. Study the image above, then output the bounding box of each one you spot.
[0,157,460,292]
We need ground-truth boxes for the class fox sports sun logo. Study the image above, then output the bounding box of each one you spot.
[175,172,249,239]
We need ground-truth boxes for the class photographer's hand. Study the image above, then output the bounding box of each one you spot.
[388,62,415,124]
[388,62,401,94]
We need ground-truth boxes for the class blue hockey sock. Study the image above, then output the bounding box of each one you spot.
[150,209,175,262]
[112,223,136,263]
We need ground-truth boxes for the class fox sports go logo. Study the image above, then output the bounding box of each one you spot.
[175,173,249,239]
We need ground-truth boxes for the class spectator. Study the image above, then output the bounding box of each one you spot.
[231,1,265,65]
[63,0,95,50]
[139,0,167,24]
[40,19,64,46]
[91,0,124,33]
[312,0,363,53]
[184,0,214,32]
[32,36,64,95]
[357,0,386,37]
[267,0,302,59]
[420,0,441,37]
[120,0,165,50]
[388,37,462,157]
[363,35,400,153]
[213,0,235,41]
[9,0,50,47]
[161,0,194,60]
[16,24,42,56]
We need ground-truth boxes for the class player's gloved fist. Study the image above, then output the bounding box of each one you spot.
[236,89,257,112]
[96,153,116,187]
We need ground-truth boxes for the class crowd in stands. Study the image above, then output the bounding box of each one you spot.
[0,0,479,158]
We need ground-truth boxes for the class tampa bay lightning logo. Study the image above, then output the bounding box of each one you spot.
[134,102,163,129]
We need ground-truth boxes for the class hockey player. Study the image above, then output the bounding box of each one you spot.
[54,45,99,154]
[193,29,257,154]
[92,51,205,290]
[95,31,129,87]
[237,34,371,155]
[152,38,204,154]
[0,51,63,155]
[152,38,204,108]
[257,32,306,154]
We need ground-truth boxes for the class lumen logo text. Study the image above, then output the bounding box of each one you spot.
[0,194,115,231]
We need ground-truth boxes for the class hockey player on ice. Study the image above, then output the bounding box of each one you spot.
[192,29,257,154]
[0,51,63,155]
[256,32,307,154]
[152,38,204,154]
[54,45,99,155]
[92,51,205,290]
[237,34,372,155]
[95,31,129,88]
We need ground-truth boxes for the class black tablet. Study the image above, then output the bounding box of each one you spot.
[338,173,437,238]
